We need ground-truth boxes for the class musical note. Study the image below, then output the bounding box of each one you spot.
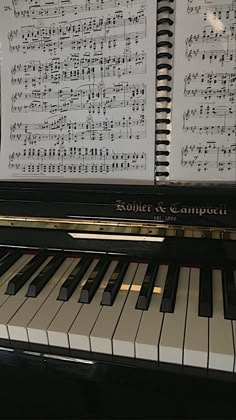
[10,115,146,146]
[184,71,236,101]
[8,11,146,56]
[168,0,236,181]
[11,0,147,19]
[184,104,235,119]
[181,142,236,172]
[0,0,156,182]
[8,148,147,175]
[11,51,146,87]
[11,82,146,114]
[187,0,236,22]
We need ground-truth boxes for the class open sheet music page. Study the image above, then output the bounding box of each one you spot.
[169,0,236,182]
[0,0,157,184]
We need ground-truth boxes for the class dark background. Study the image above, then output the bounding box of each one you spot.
[0,352,235,419]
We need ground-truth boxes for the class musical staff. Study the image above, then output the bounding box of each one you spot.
[8,11,146,55]
[8,148,147,175]
[11,82,146,114]
[181,142,236,172]
[185,24,236,66]
[184,71,236,101]
[186,25,235,46]
[11,51,146,87]
[168,0,236,181]
[12,0,147,19]
[0,0,156,181]
[10,115,146,146]
[187,0,236,21]
[184,104,235,119]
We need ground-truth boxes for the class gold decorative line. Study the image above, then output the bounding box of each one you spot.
[0,215,235,239]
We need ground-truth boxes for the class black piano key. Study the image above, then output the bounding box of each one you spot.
[58,256,93,301]
[0,250,22,277]
[26,254,66,298]
[222,268,236,320]
[101,261,129,306]
[0,249,8,261]
[160,265,179,313]
[79,258,111,304]
[198,267,213,318]
[6,252,48,295]
[135,262,159,310]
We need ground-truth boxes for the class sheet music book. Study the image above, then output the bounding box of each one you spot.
[0,0,235,185]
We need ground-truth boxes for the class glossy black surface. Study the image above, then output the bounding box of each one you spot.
[0,181,235,418]
[6,252,48,295]
[26,254,65,297]
[58,256,93,301]
[160,265,179,313]
[79,258,111,303]
[222,269,236,320]
[198,268,213,318]
[0,344,236,419]
[0,182,235,227]
[136,263,159,310]
[0,250,22,276]
[102,261,129,306]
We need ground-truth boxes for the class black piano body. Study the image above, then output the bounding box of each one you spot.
[0,181,235,418]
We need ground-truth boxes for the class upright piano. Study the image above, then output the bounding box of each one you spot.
[0,181,235,418]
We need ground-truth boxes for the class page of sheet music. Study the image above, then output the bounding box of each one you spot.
[0,0,157,184]
[169,0,236,182]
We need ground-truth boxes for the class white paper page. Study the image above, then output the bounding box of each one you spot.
[169,0,236,182]
[0,0,157,184]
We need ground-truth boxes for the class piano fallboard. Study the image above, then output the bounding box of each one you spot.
[0,182,235,229]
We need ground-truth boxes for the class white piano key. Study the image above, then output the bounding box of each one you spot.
[69,260,117,351]
[47,259,99,348]
[159,267,190,364]
[209,269,234,372]
[135,265,167,361]
[0,255,32,317]
[112,263,148,358]
[0,256,52,340]
[183,268,208,368]
[90,262,138,354]
[27,258,80,345]
[7,258,75,343]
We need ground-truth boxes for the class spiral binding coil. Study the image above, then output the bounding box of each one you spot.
[155,0,175,181]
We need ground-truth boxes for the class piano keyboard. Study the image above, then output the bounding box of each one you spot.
[0,249,235,373]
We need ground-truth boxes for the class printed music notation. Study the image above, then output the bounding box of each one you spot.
[184,71,236,101]
[8,11,146,55]
[181,142,236,172]
[8,148,147,175]
[183,104,235,137]
[169,0,236,181]
[187,0,236,21]
[0,1,156,180]
[185,25,236,66]
[11,0,147,19]
[11,82,146,114]
[11,51,146,87]
[10,115,146,146]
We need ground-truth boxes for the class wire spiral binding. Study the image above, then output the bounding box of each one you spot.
[155,0,175,181]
